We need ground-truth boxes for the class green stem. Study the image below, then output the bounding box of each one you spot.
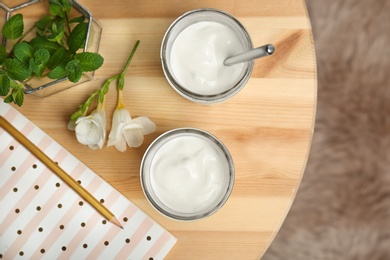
[64,13,72,39]
[118,40,140,90]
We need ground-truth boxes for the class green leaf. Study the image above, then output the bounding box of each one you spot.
[65,60,83,82]
[29,49,50,76]
[69,16,85,24]
[49,0,65,18]
[74,52,104,72]
[0,71,11,96]
[68,66,83,82]
[0,45,7,64]
[67,22,88,53]
[3,94,13,103]
[13,42,34,64]
[4,58,31,81]
[47,20,65,44]
[48,63,68,79]
[47,47,69,69]
[12,88,24,106]
[35,15,54,31]
[48,0,72,17]
[2,14,24,40]
[61,0,72,15]
[33,49,50,64]
[29,37,61,55]
[65,59,79,71]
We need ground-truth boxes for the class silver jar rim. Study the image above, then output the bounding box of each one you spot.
[160,8,254,104]
[140,128,235,221]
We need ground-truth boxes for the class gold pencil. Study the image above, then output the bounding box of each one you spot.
[0,115,123,229]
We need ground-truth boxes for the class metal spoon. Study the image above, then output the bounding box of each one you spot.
[224,44,275,66]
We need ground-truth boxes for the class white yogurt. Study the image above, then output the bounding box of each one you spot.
[150,135,229,214]
[170,21,245,95]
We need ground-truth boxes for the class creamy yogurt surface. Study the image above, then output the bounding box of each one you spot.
[150,135,229,214]
[170,21,245,95]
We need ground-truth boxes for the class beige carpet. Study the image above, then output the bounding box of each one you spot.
[262,0,390,259]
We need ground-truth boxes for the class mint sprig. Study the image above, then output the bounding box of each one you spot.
[0,0,104,106]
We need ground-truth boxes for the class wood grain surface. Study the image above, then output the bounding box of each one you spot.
[2,0,317,258]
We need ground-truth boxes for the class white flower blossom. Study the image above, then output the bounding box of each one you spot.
[107,108,155,152]
[74,108,106,150]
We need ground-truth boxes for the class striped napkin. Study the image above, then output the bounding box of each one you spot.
[0,101,176,259]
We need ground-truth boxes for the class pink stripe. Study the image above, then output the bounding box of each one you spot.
[4,160,89,258]
[0,139,19,165]
[58,190,121,259]
[114,217,154,259]
[3,107,17,122]
[0,147,68,231]
[0,105,11,117]
[20,121,35,136]
[0,155,38,197]
[0,136,52,198]
[142,231,172,260]
[0,121,35,163]
[86,204,139,259]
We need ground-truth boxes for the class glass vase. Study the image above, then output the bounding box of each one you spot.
[0,0,102,97]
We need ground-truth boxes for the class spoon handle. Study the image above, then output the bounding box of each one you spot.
[224,44,275,66]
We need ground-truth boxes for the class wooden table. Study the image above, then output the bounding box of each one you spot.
[7,0,317,258]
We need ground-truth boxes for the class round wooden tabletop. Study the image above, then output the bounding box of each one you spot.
[11,0,317,258]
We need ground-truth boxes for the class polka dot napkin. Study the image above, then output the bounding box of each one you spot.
[0,101,176,259]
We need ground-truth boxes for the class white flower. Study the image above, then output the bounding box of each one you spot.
[107,108,156,152]
[74,108,106,150]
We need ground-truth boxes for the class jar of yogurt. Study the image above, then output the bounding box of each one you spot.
[161,9,254,103]
[140,128,234,221]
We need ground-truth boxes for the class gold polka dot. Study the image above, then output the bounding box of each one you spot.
[15,208,20,214]
[146,236,151,241]
[123,217,128,222]
[36,206,41,211]
[58,204,62,208]
[125,238,130,243]
[38,227,43,232]
[9,145,14,150]
[56,183,60,187]
[34,185,39,190]
[40,249,45,254]
[100,198,105,203]
[59,225,65,230]
[13,187,18,192]
[104,241,109,246]
[79,201,84,206]
[61,246,66,251]
[17,230,22,235]
[19,251,24,256]
[81,222,86,227]
[32,164,37,169]
[11,166,16,171]
[83,244,88,249]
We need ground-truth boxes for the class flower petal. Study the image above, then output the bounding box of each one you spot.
[74,109,106,150]
[114,136,127,152]
[132,116,156,135]
[123,128,145,148]
[67,120,76,131]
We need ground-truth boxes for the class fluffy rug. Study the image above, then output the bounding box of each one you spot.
[262,0,390,259]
